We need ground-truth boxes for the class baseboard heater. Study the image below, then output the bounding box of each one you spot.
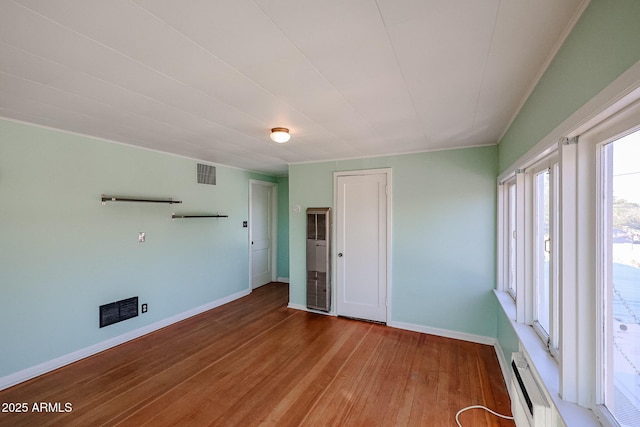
[100,297,138,328]
[510,352,551,427]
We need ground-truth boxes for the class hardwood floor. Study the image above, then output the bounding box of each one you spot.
[0,283,514,426]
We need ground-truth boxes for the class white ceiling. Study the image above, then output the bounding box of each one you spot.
[0,0,587,175]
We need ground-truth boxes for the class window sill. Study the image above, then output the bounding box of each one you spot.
[494,290,601,427]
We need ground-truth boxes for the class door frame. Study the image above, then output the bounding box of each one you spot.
[333,168,392,322]
[248,179,278,291]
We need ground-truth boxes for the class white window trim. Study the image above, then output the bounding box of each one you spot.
[551,162,561,359]
[516,169,530,324]
[507,180,518,300]
[496,58,640,427]
[558,138,580,403]
[497,176,518,300]
[576,98,640,422]
[531,166,549,343]
[527,155,559,354]
[497,179,509,292]
[600,142,614,415]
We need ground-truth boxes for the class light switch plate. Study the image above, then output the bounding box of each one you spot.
[138,232,145,243]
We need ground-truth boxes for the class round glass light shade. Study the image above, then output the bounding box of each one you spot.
[270,127,290,143]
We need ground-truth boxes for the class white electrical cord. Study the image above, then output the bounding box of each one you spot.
[455,405,515,426]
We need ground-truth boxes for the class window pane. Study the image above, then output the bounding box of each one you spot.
[508,182,517,296]
[604,130,640,425]
[535,171,550,335]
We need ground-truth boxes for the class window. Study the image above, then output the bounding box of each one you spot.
[600,129,640,426]
[496,70,640,426]
[534,169,551,336]
[507,180,517,298]
[498,154,559,351]
[530,162,559,354]
[498,177,518,300]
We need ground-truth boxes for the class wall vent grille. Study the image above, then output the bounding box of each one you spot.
[197,163,216,185]
[100,297,138,328]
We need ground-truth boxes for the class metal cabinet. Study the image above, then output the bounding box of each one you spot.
[306,208,331,311]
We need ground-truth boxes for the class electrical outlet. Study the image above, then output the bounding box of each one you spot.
[141,303,148,313]
[242,221,248,228]
[138,232,145,243]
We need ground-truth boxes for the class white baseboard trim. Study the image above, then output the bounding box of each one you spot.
[387,321,497,346]
[493,340,511,389]
[287,302,305,311]
[0,288,250,391]
[287,302,335,316]
[276,277,290,283]
[284,310,497,346]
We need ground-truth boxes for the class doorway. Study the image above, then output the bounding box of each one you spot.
[249,180,277,289]
[334,169,391,323]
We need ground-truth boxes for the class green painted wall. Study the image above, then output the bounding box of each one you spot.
[496,308,519,365]
[277,176,289,280]
[498,0,640,173]
[0,119,276,378]
[289,146,498,338]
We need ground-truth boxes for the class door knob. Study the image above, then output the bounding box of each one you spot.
[338,252,343,257]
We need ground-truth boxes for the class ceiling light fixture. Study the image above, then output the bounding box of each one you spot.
[270,127,290,143]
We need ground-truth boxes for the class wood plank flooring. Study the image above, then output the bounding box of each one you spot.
[0,283,514,426]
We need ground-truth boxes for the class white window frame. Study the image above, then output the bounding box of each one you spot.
[516,169,530,324]
[550,162,560,358]
[530,162,550,340]
[498,152,559,336]
[498,176,518,300]
[495,61,640,427]
[508,180,518,300]
[527,155,560,356]
[577,98,640,424]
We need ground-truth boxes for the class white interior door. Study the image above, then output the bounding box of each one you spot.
[335,170,389,322]
[250,181,276,289]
